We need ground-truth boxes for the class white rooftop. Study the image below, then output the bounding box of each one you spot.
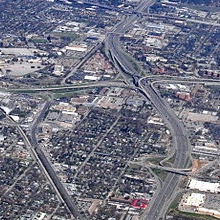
[183,193,205,207]
[188,179,220,193]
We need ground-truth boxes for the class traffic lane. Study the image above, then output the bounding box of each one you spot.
[146,174,180,220]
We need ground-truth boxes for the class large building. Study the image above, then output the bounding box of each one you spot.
[179,192,220,219]
[180,193,205,208]
[187,179,220,194]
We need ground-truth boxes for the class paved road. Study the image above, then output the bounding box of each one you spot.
[6,80,128,93]
[0,106,80,219]
[67,0,220,27]
[141,13,220,27]
[138,78,190,220]
[105,0,191,219]
[2,0,211,218]
[4,76,220,94]
[30,97,83,219]
[61,43,102,85]
[4,74,220,94]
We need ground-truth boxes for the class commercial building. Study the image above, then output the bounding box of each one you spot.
[187,179,220,194]
[180,193,205,208]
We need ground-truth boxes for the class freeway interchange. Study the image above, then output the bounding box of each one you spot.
[1,0,219,219]
[1,0,215,219]
[105,0,191,219]
[0,0,199,219]
[138,78,190,220]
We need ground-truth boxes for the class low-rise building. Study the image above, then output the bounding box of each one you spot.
[187,179,220,194]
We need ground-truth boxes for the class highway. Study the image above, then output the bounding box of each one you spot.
[2,0,212,219]
[30,97,83,219]
[105,0,191,219]
[139,78,190,220]
[67,0,220,27]
[142,13,220,27]
[0,0,216,219]
[6,80,128,93]
[61,43,102,85]
[4,75,220,94]
[1,100,83,219]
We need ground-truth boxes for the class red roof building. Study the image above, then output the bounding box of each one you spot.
[131,199,149,209]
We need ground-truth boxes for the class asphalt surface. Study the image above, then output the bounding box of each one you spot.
[30,99,83,219]
[61,43,102,85]
[105,0,191,219]
[0,106,81,219]
[139,79,190,220]
[2,0,192,219]
[7,80,127,93]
